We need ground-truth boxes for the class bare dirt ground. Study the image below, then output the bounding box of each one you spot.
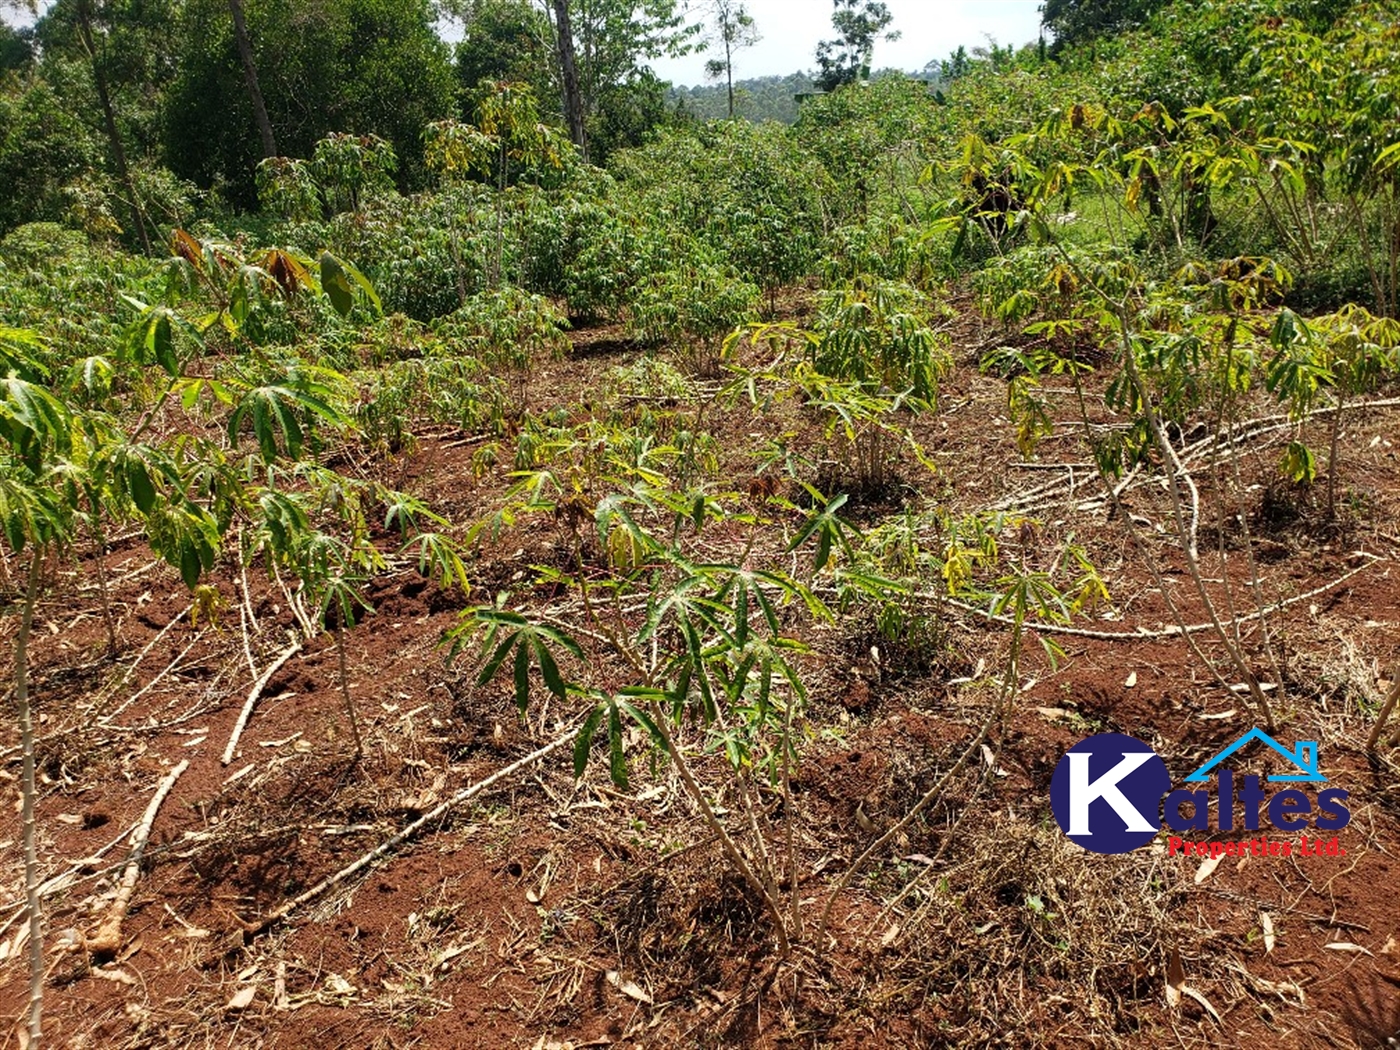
[2,300,1399,1049]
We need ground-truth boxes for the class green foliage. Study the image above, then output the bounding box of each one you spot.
[0,79,98,235]
[1042,0,1167,51]
[164,0,454,206]
[453,607,584,712]
[611,120,829,299]
[627,248,759,375]
[814,0,899,92]
[432,284,569,378]
[813,277,951,400]
[426,82,573,188]
[667,71,817,124]
[0,21,32,72]
[562,0,702,162]
[1266,302,1400,508]
[793,76,941,226]
[453,0,555,106]
[225,365,351,464]
[608,355,693,400]
[258,134,398,219]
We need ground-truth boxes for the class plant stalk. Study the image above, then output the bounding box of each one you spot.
[17,551,46,1049]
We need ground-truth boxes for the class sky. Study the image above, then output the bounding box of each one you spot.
[652,0,1046,87]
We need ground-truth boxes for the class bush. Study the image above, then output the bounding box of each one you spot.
[628,243,760,376]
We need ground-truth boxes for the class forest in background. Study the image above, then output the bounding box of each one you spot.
[2,0,1400,1046]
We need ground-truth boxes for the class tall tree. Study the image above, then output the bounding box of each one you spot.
[542,0,699,161]
[226,0,276,157]
[73,0,152,252]
[452,0,555,105]
[814,0,898,93]
[701,0,758,119]
[0,81,98,234]
[165,0,454,206]
[0,19,33,70]
[1040,0,1165,50]
[551,0,587,156]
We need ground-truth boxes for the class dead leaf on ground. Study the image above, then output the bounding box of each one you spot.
[1165,946,1185,1008]
[1261,911,1275,953]
[980,744,1008,776]
[226,985,256,1011]
[1324,941,1373,955]
[1195,853,1223,884]
[606,970,652,1004]
[1182,985,1222,1024]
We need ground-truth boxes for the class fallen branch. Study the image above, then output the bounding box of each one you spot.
[941,554,1381,640]
[995,396,1400,517]
[98,629,205,726]
[220,635,301,765]
[1180,396,1400,466]
[243,723,582,936]
[84,759,189,957]
[1365,676,1400,752]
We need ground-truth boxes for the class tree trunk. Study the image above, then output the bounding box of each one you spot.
[75,0,152,255]
[725,37,734,118]
[551,0,587,161]
[17,552,46,1049]
[228,0,277,158]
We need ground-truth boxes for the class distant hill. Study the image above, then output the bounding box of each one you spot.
[666,67,942,125]
[667,72,818,124]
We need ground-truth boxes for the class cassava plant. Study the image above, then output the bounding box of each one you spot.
[977,108,1304,731]
[448,449,846,954]
[1266,303,1400,517]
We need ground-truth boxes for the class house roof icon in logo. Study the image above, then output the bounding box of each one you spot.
[1182,728,1326,783]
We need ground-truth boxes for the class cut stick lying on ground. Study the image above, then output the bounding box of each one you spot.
[941,553,1382,641]
[84,759,190,957]
[242,723,581,936]
[1365,674,1400,751]
[221,636,302,765]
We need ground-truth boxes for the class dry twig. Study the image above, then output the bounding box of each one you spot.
[84,759,190,957]
[243,723,582,936]
[220,635,302,765]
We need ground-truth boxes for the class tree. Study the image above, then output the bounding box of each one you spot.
[165,0,454,206]
[701,0,758,119]
[814,0,898,93]
[44,0,166,253]
[0,81,98,234]
[453,0,555,108]
[0,19,32,70]
[226,0,276,158]
[1040,0,1164,51]
[550,0,587,155]
[542,0,699,162]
